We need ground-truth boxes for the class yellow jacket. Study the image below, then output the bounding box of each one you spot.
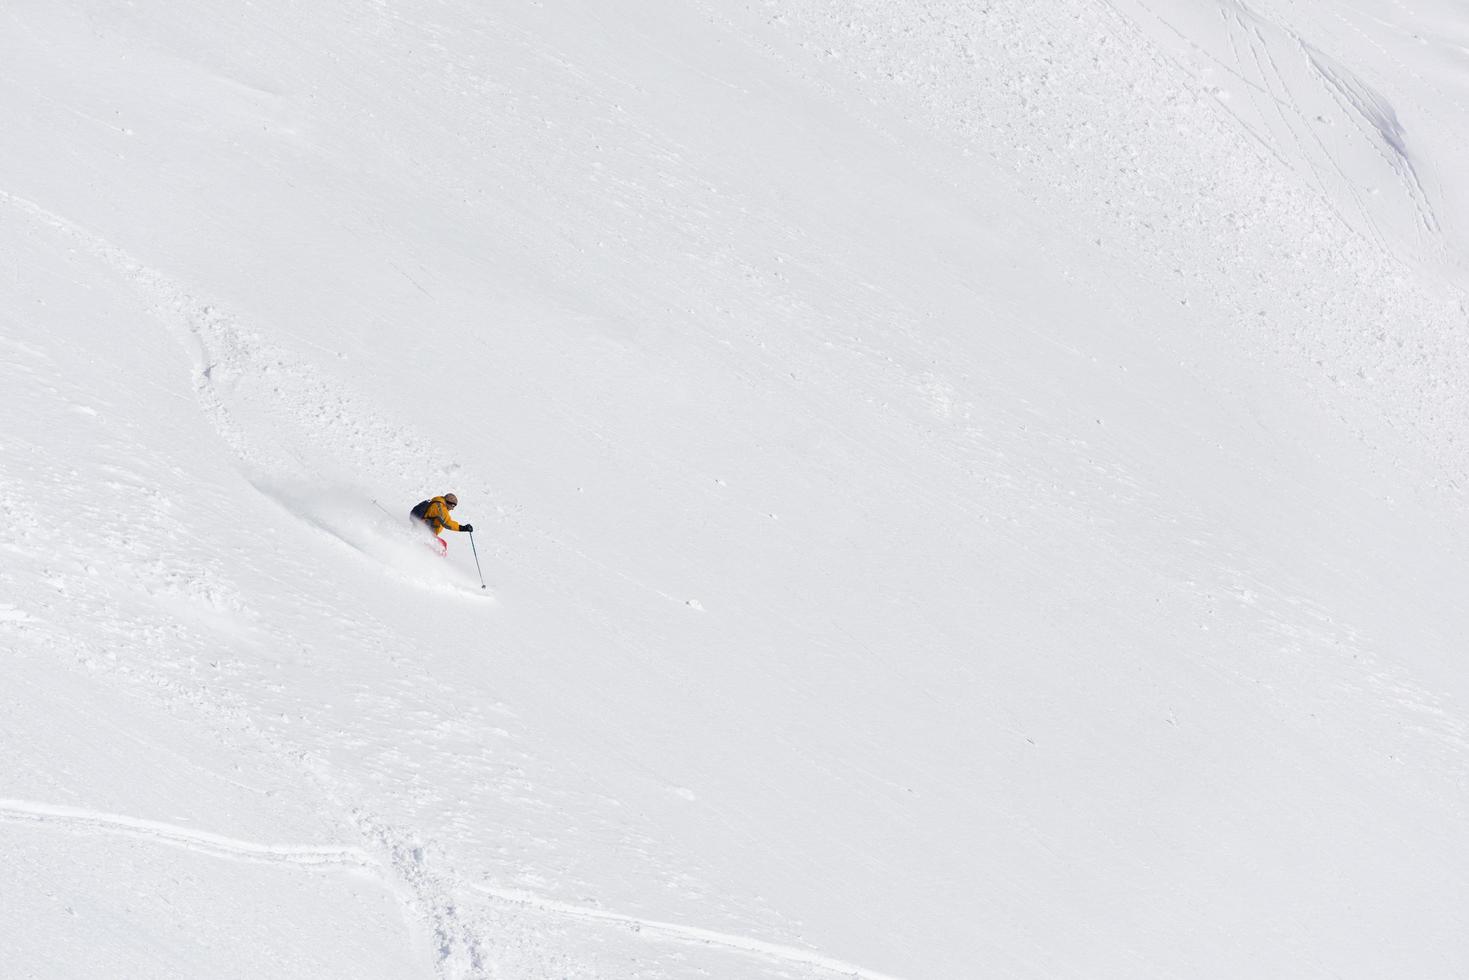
[422,496,462,534]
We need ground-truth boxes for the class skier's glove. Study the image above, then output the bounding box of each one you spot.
[461,524,474,533]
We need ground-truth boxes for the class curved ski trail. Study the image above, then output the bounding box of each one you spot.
[0,798,373,870]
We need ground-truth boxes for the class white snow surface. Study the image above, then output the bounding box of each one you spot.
[3,1,1469,977]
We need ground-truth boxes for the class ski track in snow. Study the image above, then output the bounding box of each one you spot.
[473,884,907,980]
[0,798,373,870]
[0,797,904,980]
[1106,0,1443,250]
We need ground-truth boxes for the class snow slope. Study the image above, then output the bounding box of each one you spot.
[3,1,1468,977]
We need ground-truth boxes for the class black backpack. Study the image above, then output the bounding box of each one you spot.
[410,499,432,520]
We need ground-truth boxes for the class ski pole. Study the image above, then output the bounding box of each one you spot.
[468,530,487,589]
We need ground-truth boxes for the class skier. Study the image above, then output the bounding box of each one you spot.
[410,492,473,554]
